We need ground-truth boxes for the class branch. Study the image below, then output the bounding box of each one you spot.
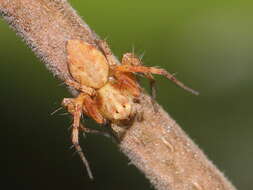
[0,1,236,190]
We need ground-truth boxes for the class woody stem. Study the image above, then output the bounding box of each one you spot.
[0,1,236,190]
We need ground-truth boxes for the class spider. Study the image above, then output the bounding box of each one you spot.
[62,39,198,179]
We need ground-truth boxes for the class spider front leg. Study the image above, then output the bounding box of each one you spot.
[121,53,157,99]
[114,64,199,95]
[62,95,94,179]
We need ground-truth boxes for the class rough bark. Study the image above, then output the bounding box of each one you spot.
[0,0,236,190]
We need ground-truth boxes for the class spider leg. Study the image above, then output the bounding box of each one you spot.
[65,79,96,96]
[113,65,199,95]
[121,53,157,99]
[82,95,105,124]
[62,94,94,179]
[112,71,141,97]
[79,123,119,143]
[96,39,117,67]
[72,110,94,180]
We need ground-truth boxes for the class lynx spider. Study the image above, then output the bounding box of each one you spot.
[62,39,198,179]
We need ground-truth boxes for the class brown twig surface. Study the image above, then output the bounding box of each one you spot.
[0,1,236,190]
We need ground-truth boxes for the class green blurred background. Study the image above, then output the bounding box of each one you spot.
[2,0,253,189]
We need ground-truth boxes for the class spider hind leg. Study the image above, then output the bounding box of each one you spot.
[114,62,199,95]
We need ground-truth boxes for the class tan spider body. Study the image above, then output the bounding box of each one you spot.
[62,39,198,179]
[64,40,139,124]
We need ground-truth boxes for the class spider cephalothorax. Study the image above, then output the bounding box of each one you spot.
[62,39,198,179]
